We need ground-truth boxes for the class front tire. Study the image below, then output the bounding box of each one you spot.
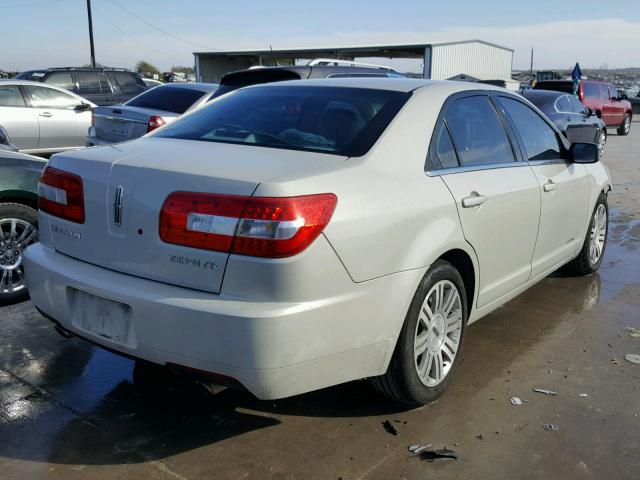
[370,260,468,405]
[617,114,631,136]
[0,203,39,306]
[562,193,608,276]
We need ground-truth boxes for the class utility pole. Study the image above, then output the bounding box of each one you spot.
[86,0,96,67]
[529,48,534,80]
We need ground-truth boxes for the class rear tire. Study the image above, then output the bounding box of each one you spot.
[369,260,468,405]
[0,203,39,306]
[617,114,631,136]
[562,193,608,276]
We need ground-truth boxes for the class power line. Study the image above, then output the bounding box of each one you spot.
[105,0,217,50]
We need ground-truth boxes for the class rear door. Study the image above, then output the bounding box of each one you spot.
[0,84,39,150]
[433,93,541,309]
[24,85,90,150]
[497,95,590,277]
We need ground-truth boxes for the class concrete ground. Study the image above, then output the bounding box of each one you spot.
[1,125,639,480]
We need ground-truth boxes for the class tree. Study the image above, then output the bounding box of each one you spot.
[171,65,194,74]
[136,60,161,76]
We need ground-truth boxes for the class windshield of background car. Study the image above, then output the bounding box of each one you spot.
[126,86,206,114]
[155,86,411,157]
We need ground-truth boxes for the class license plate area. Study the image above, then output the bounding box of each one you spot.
[110,119,133,137]
[69,288,136,348]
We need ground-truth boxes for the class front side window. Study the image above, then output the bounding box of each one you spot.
[444,95,515,167]
[0,85,26,107]
[45,72,74,91]
[608,86,618,100]
[498,97,562,161]
[113,73,145,95]
[155,86,411,157]
[26,85,80,109]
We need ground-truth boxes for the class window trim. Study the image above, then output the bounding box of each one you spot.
[425,90,524,176]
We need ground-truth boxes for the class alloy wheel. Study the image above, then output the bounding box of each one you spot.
[0,218,38,294]
[624,116,631,134]
[598,132,606,157]
[414,279,463,387]
[588,204,607,266]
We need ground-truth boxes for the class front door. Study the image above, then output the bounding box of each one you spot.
[433,94,541,309]
[496,95,591,277]
[25,85,90,150]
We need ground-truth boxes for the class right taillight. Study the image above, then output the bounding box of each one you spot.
[147,115,166,132]
[38,166,85,224]
[159,192,337,258]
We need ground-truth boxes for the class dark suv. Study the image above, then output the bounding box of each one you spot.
[211,64,404,98]
[534,79,632,135]
[16,67,147,106]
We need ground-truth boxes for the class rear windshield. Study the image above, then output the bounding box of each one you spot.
[126,86,206,114]
[211,70,303,99]
[155,86,411,157]
[534,81,573,94]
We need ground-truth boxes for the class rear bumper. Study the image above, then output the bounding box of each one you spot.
[24,243,424,399]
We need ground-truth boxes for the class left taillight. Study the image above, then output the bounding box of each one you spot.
[38,166,85,224]
[147,115,166,133]
[159,192,337,258]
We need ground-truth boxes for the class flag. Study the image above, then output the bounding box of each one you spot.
[572,63,582,96]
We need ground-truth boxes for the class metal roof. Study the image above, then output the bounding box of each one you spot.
[194,39,514,57]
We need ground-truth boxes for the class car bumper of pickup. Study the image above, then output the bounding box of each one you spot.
[24,243,424,400]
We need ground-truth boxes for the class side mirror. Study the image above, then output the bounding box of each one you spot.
[620,93,629,101]
[587,107,596,117]
[75,102,92,112]
[0,126,18,152]
[570,142,599,164]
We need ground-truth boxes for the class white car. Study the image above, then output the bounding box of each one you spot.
[24,79,611,405]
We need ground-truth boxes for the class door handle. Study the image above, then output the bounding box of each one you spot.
[461,193,486,208]
[39,112,53,118]
[543,181,557,192]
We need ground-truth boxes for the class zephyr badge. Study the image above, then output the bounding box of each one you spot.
[113,186,124,226]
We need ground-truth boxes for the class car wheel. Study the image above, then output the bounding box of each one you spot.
[597,130,606,157]
[617,114,631,136]
[562,193,608,276]
[369,260,467,405]
[0,203,39,306]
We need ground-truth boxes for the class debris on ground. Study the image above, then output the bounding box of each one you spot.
[382,420,399,436]
[476,433,484,440]
[543,424,560,431]
[626,327,640,338]
[408,444,432,454]
[510,396,523,406]
[579,393,589,397]
[418,448,459,462]
[533,388,557,396]
[611,358,620,365]
[624,354,640,365]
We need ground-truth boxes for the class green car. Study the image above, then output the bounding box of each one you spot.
[0,149,44,304]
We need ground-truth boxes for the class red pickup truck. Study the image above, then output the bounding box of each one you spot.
[534,79,632,136]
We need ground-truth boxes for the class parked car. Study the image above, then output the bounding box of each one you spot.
[521,89,607,156]
[0,80,95,155]
[16,67,147,106]
[0,149,44,304]
[534,79,632,135]
[626,91,640,116]
[24,80,611,405]
[210,61,403,98]
[87,83,218,146]
[142,78,164,88]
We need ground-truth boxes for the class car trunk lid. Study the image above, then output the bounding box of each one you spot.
[46,138,344,293]
[92,106,177,142]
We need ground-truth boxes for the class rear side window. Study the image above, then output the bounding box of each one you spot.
[113,72,146,95]
[569,96,588,115]
[432,123,459,168]
[0,85,26,107]
[583,82,600,99]
[444,96,515,167]
[45,72,74,91]
[77,72,110,95]
[126,86,206,114]
[498,97,561,161]
[555,96,572,113]
[155,86,410,157]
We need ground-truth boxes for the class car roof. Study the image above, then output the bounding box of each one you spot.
[240,77,507,94]
[0,79,97,106]
[522,89,567,100]
[155,82,218,92]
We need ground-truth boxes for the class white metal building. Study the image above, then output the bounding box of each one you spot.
[193,40,513,83]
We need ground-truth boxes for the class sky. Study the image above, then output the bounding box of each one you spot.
[1,0,639,73]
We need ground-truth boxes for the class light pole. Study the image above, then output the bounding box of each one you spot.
[87,0,96,67]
